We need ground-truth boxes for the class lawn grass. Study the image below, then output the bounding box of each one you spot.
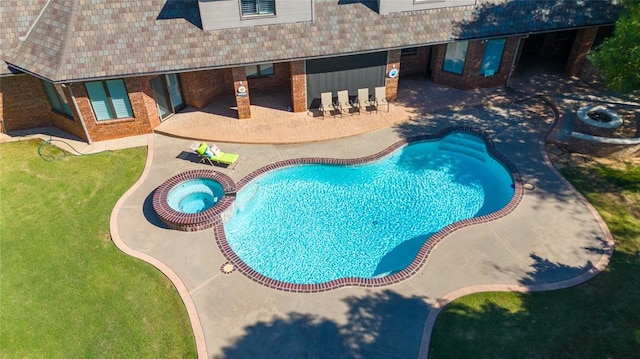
[429,160,640,358]
[0,140,195,358]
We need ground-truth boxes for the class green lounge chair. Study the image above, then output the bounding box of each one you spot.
[191,142,240,169]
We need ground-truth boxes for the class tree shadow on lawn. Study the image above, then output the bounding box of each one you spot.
[429,248,640,359]
[429,163,640,358]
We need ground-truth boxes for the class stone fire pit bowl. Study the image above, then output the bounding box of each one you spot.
[575,105,623,137]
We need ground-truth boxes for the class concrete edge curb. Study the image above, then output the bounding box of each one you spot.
[416,96,615,359]
[108,133,208,358]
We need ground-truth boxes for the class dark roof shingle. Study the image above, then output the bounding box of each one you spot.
[2,0,621,82]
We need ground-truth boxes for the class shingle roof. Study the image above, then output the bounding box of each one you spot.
[2,0,621,82]
[0,0,49,76]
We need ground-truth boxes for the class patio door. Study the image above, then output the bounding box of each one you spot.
[151,74,185,121]
[306,52,386,109]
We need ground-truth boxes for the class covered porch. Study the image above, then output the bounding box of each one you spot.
[154,76,513,144]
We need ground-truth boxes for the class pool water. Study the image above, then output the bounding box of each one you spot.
[167,178,224,214]
[224,133,514,284]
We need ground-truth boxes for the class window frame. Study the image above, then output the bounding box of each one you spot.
[401,47,418,56]
[480,38,506,77]
[442,41,469,75]
[246,63,275,78]
[42,81,73,118]
[239,0,276,18]
[84,79,134,121]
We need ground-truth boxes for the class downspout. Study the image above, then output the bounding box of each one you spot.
[66,84,93,144]
[506,35,528,88]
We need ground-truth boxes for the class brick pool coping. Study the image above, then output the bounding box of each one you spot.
[213,126,525,293]
[152,169,236,232]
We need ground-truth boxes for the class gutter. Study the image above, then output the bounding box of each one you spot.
[5,23,614,84]
[66,84,92,144]
[506,34,528,88]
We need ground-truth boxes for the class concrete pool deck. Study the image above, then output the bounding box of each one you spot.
[107,71,624,358]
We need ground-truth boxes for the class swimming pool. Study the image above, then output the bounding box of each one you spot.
[221,131,520,288]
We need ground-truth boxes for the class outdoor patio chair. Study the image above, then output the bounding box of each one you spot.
[320,92,342,118]
[374,86,389,112]
[337,90,358,115]
[357,88,377,114]
[190,142,239,169]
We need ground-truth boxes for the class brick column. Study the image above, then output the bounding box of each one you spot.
[231,67,251,119]
[565,27,598,77]
[290,61,307,112]
[385,50,401,101]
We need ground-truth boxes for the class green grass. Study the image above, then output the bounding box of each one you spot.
[430,161,640,358]
[0,140,195,358]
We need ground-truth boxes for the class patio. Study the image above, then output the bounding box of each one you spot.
[110,71,618,358]
[153,75,514,144]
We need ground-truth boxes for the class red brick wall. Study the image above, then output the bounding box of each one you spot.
[431,44,466,89]
[71,76,157,142]
[48,82,87,140]
[181,69,226,109]
[247,63,291,92]
[0,74,88,140]
[231,67,251,119]
[0,74,52,132]
[385,50,401,101]
[565,27,598,77]
[432,37,520,90]
[400,47,430,76]
[538,30,576,59]
[290,61,307,113]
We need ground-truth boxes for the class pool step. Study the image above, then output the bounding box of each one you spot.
[438,135,487,162]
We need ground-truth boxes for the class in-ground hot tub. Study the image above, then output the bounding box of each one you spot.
[152,169,236,231]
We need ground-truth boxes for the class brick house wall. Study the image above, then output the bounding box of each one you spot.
[431,37,520,90]
[246,62,291,92]
[385,50,401,101]
[290,61,307,113]
[46,84,88,140]
[231,67,251,119]
[538,30,576,59]
[70,76,158,142]
[0,74,52,132]
[180,69,227,109]
[565,27,599,77]
[400,47,430,76]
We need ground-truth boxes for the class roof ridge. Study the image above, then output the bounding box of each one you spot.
[20,0,54,41]
[55,0,77,82]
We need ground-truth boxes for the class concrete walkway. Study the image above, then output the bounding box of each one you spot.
[1,68,626,357]
[108,72,618,358]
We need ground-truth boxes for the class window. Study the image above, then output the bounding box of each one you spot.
[240,0,275,17]
[85,80,133,121]
[480,38,506,77]
[42,81,72,117]
[246,63,275,78]
[401,47,418,56]
[443,41,468,75]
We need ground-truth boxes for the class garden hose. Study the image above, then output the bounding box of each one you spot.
[37,136,112,162]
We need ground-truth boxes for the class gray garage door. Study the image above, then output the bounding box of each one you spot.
[306,52,387,108]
